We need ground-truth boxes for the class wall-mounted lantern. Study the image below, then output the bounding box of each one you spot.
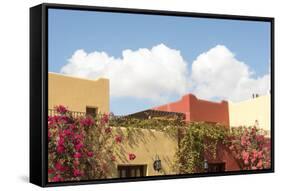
[153,154,162,172]
[204,159,209,172]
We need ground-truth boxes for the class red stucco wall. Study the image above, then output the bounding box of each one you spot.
[153,94,240,171]
[153,94,229,126]
[204,141,240,171]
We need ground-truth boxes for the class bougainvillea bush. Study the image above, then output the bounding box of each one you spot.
[228,126,271,170]
[48,106,271,181]
[174,123,271,174]
[48,105,123,182]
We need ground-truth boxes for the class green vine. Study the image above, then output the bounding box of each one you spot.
[110,117,184,138]
[174,122,228,174]
[110,117,229,174]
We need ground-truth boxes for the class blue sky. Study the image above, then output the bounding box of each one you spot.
[48,8,271,115]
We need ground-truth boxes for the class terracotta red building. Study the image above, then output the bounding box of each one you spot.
[153,94,230,127]
[152,94,240,172]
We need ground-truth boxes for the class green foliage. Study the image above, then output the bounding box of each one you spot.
[110,117,229,174]
[50,105,271,181]
[174,122,228,174]
[110,117,184,138]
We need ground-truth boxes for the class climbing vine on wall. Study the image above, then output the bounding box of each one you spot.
[110,118,230,174]
[109,117,184,139]
[48,107,271,180]
[110,117,271,173]
[174,122,228,174]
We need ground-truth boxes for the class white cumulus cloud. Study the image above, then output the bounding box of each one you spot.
[61,44,189,102]
[60,44,270,103]
[191,45,270,102]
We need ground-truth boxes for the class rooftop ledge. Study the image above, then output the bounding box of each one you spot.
[48,72,109,82]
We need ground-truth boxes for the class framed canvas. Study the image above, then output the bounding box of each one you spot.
[30,3,274,187]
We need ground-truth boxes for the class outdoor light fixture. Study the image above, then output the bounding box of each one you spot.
[153,154,162,172]
[204,159,209,172]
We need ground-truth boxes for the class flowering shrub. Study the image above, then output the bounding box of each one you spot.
[228,126,271,170]
[115,135,122,143]
[48,105,134,182]
[174,123,271,174]
[128,153,136,160]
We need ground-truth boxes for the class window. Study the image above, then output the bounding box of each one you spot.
[86,106,98,118]
[208,162,225,172]
[117,165,147,178]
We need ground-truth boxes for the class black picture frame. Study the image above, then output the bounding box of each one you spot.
[30,3,275,187]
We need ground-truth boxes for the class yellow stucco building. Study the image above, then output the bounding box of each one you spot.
[48,72,177,178]
[110,128,178,178]
[229,94,271,134]
[48,72,109,115]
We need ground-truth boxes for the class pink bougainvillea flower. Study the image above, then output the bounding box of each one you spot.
[63,128,73,137]
[229,126,270,171]
[257,159,263,169]
[252,149,258,160]
[128,153,136,160]
[80,117,94,127]
[115,135,122,143]
[48,105,120,181]
[265,161,271,168]
[87,151,94,157]
[241,136,247,147]
[73,159,80,167]
[48,131,51,140]
[257,151,263,159]
[69,123,77,130]
[242,150,249,161]
[74,142,84,151]
[58,115,69,124]
[55,161,66,172]
[73,169,82,177]
[57,137,65,146]
[73,152,82,159]
[74,134,83,141]
[48,115,60,127]
[251,158,256,163]
[101,114,109,124]
[256,135,265,144]
[105,127,112,134]
[111,155,116,161]
[56,145,65,154]
[55,105,68,114]
[48,168,54,174]
[52,174,63,182]
[252,166,257,170]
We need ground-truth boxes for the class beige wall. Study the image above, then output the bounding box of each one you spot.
[49,73,177,177]
[229,94,270,133]
[48,72,109,113]
[109,127,178,178]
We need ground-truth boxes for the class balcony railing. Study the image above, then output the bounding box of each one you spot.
[48,109,86,118]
